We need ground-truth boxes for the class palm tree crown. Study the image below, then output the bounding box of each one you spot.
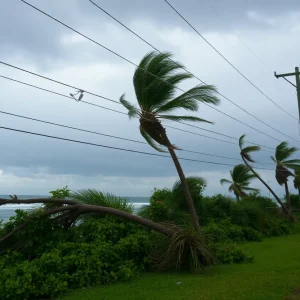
[220,164,259,199]
[239,134,261,163]
[120,51,220,152]
[271,142,300,185]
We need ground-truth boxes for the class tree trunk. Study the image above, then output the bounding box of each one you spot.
[298,188,300,196]
[285,182,291,210]
[241,157,296,222]
[236,194,240,202]
[0,199,174,242]
[160,131,200,232]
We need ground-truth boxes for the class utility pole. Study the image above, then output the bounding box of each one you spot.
[274,67,300,120]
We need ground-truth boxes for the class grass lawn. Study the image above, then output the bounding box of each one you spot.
[59,234,300,300]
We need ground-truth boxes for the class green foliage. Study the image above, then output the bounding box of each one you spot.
[49,186,70,199]
[0,217,150,300]
[290,194,300,209]
[120,51,220,152]
[203,220,262,243]
[70,189,133,213]
[214,243,254,264]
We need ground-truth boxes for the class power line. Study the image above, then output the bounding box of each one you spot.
[0,75,127,116]
[19,1,298,144]
[88,0,296,144]
[202,0,267,68]
[0,126,238,167]
[0,74,274,151]
[0,110,244,162]
[0,126,275,170]
[163,0,298,121]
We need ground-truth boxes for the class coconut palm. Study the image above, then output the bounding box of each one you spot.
[238,134,294,218]
[271,142,300,210]
[294,170,300,196]
[220,164,259,201]
[120,51,220,231]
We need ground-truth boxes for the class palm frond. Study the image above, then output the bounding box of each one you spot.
[154,84,219,114]
[119,94,140,119]
[170,176,206,211]
[275,141,298,162]
[241,187,260,193]
[70,189,133,213]
[133,51,193,111]
[220,179,232,185]
[158,115,213,124]
[239,134,246,150]
[241,145,261,162]
[140,125,167,152]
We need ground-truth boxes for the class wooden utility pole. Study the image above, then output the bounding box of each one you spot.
[274,67,300,119]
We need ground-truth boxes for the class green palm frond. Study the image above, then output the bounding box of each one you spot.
[241,187,260,192]
[158,115,213,124]
[154,85,219,114]
[239,134,246,150]
[133,52,192,111]
[242,145,261,154]
[275,141,298,162]
[70,189,133,213]
[168,176,206,213]
[140,125,167,152]
[220,179,232,185]
[120,94,140,119]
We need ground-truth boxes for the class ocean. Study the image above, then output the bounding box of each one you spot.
[0,195,149,223]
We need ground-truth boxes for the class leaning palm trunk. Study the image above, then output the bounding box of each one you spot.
[160,128,200,232]
[241,157,296,222]
[284,182,291,210]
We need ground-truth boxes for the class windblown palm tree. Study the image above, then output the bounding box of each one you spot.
[220,164,259,201]
[120,51,220,231]
[238,134,293,218]
[272,142,300,209]
[294,170,300,196]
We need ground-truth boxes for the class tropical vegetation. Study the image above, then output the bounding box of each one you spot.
[1,51,300,299]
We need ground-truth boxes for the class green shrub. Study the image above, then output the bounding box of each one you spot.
[199,194,234,224]
[203,220,262,243]
[0,216,151,300]
[290,194,300,209]
[214,243,254,264]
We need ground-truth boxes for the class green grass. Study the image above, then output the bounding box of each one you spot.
[59,234,300,300]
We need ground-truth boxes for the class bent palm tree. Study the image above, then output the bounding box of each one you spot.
[294,170,300,196]
[272,142,300,210]
[220,164,259,201]
[238,134,294,219]
[120,51,220,232]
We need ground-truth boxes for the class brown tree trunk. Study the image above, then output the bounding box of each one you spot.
[285,182,291,210]
[160,131,200,232]
[0,199,173,241]
[241,157,296,222]
[235,194,240,202]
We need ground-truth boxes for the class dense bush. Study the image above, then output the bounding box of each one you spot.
[0,215,151,300]
[290,194,300,209]
[214,243,254,264]
[203,220,262,243]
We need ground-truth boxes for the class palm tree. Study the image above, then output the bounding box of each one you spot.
[220,164,259,201]
[272,142,300,210]
[238,134,293,218]
[294,170,300,196]
[120,51,220,232]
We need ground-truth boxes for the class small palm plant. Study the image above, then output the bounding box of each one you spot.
[272,142,300,209]
[120,51,220,231]
[220,164,259,201]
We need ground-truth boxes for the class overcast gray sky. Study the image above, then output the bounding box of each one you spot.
[1,0,300,197]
